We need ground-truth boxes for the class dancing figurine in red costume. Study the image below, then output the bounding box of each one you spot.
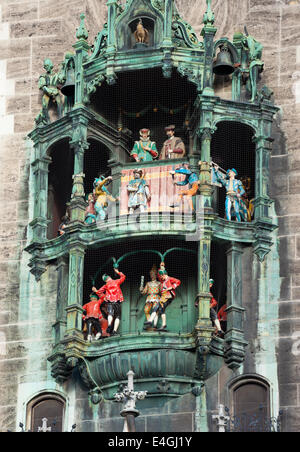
[92,268,126,336]
[82,293,106,343]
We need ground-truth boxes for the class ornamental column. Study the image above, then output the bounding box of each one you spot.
[73,14,90,108]
[65,243,85,339]
[224,243,247,369]
[69,114,90,224]
[30,153,52,241]
[201,0,217,96]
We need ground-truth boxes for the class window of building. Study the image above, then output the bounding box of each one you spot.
[230,376,271,432]
[26,394,65,432]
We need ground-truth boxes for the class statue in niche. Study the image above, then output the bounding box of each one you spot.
[131,128,158,162]
[160,125,186,160]
[212,164,247,222]
[134,19,149,46]
[144,263,181,332]
[38,58,63,123]
[169,163,199,212]
[84,193,97,225]
[140,265,161,327]
[127,169,151,214]
[195,279,224,338]
[82,293,105,342]
[92,268,126,336]
[93,175,118,221]
[243,27,264,102]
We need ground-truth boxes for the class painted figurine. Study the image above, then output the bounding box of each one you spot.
[127,169,151,214]
[94,175,117,221]
[195,279,224,338]
[38,58,63,123]
[212,164,246,222]
[58,215,70,236]
[240,176,254,221]
[169,163,199,211]
[160,125,186,160]
[82,293,105,342]
[84,193,97,224]
[131,129,158,162]
[134,19,149,44]
[140,265,161,325]
[144,263,181,332]
[92,268,126,336]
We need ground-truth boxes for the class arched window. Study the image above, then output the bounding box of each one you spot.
[229,375,271,432]
[26,393,65,432]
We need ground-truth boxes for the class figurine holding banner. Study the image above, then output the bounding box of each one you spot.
[212,163,246,222]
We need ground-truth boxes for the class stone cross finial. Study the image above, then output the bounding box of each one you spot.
[212,405,230,432]
[114,370,147,432]
[37,418,52,432]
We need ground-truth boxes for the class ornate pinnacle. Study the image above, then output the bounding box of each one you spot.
[203,0,215,26]
[76,13,89,41]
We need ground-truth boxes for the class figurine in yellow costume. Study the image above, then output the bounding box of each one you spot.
[93,175,117,221]
[140,265,161,326]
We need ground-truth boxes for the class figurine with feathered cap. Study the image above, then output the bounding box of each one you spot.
[140,264,161,325]
[92,267,126,336]
[144,263,181,332]
[127,168,151,214]
[160,125,186,160]
[212,164,246,222]
[131,128,158,162]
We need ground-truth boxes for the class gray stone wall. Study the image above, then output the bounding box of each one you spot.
[0,0,299,432]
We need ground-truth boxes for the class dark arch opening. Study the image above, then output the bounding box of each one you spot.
[84,139,111,196]
[90,67,197,158]
[211,121,256,220]
[47,139,74,239]
[27,393,65,432]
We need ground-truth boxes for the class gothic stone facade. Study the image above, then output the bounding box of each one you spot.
[0,0,299,432]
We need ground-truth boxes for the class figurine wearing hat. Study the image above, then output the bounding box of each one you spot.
[195,279,224,338]
[82,293,105,342]
[212,164,246,222]
[140,265,161,325]
[169,162,199,211]
[160,125,186,160]
[93,175,118,221]
[131,128,158,162]
[127,168,151,214]
[144,263,181,332]
[92,267,126,336]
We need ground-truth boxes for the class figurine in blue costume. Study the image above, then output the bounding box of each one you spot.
[127,168,151,214]
[212,164,246,222]
[94,175,118,221]
[169,163,199,211]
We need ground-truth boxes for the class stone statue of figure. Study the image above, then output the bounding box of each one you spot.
[131,128,158,162]
[243,27,264,102]
[38,58,63,123]
[134,18,149,44]
[127,169,151,214]
[140,265,161,325]
[160,125,186,160]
